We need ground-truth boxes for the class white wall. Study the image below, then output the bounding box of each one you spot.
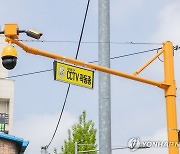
[0,36,14,134]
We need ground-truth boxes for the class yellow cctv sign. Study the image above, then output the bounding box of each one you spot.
[54,61,94,89]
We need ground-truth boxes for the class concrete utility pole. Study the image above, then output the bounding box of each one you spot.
[98,0,111,154]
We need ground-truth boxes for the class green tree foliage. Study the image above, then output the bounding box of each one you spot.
[59,111,97,154]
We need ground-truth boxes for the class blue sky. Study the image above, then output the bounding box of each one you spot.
[1,0,180,154]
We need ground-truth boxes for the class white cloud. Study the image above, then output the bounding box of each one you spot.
[153,1,180,44]
[150,0,180,106]
[151,128,167,141]
[13,112,77,154]
[111,0,145,26]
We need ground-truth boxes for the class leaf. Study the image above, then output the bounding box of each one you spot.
[57,111,97,154]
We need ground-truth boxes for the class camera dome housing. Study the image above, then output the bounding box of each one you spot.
[1,45,18,70]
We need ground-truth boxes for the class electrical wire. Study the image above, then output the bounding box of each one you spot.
[157,49,164,62]
[1,69,53,79]
[46,84,71,148]
[90,47,162,63]
[75,0,90,59]
[18,39,162,45]
[0,47,162,80]
[156,45,180,63]
[78,146,150,153]
[45,0,91,149]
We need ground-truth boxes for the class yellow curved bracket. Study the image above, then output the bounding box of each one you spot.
[5,37,169,90]
[133,49,163,75]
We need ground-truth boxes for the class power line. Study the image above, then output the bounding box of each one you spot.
[90,47,162,63]
[0,47,162,80]
[18,39,162,45]
[156,49,164,62]
[174,45,180,50]
[46,84,71,148]
[1,69,53,79]
[110,47,162,59]
[75,0,90,59]
[78,146,150,153]
[156,45,180,63]
[45,0,91,149]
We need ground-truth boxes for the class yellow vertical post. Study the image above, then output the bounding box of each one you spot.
[163,41,179,154]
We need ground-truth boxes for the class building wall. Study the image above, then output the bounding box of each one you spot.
[0,139,18,154]
[0,37,14,134]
